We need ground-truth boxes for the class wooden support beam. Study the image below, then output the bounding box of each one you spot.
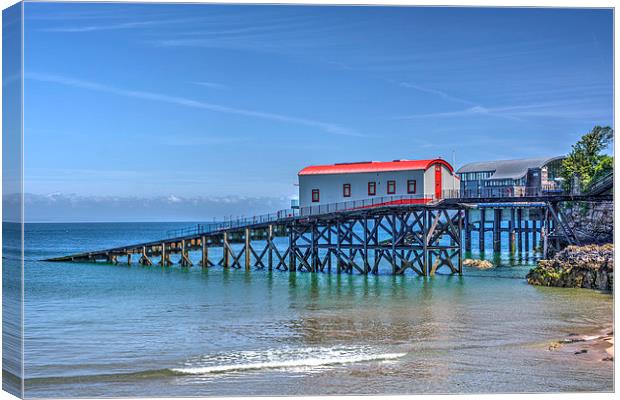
[245,228,251,271]
[479,208,485,253]
[542,209,549,258]
[200,236,209,267]
[179,239,193,267]
[336,220,342,274]
[464,208,471,252]
[458,209,463,274]
[390,214,397,275]
[524,219,530,252]
[268,225,273,270]
[327,223,333,273]
[363,217,370,274]
[223,232,229,268]
[493,208,501,253]
[517,208,523,253]
[310,223,317,273]
[289,227,296,272]
[127,254,131,265]
[159,243,169,266]
[532,218,538,252]
[509,208,516,254]
[139,246,152,266]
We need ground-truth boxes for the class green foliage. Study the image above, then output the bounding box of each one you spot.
[560,126,614,190]
[591,155,614,184]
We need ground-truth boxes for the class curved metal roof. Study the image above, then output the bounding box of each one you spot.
[456,156,564,180]
[299,159,454,176]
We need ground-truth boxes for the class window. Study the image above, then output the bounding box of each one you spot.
[407,179,417,194]
[368,181,376,196]
[311,189,320,203]
[387,180,396,194]
[343,183,351,197]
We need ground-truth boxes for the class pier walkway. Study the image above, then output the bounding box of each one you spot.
[46,188,612,276]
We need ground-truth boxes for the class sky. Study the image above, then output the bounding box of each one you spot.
[21,3,613,221]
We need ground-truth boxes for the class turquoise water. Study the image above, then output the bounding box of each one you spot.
[18,223,613,397]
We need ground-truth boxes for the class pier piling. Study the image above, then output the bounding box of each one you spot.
[464,209,471,252]
[479,209,486,253]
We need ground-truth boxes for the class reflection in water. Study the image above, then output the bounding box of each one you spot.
[22,223,613,397]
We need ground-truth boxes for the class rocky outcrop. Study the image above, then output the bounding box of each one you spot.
[526,244,613,291]
[563,201,613,244]
[463,258,494,269]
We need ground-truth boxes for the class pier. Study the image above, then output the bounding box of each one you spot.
[46,189,612,276]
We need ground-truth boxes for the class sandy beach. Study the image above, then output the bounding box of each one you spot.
[548,327,614,363]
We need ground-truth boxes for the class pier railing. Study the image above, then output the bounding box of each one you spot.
[298,194,432,216]
[165,186,575,239]
[166,208,301,238]
[166,194,434,238]
[455,185,565,199]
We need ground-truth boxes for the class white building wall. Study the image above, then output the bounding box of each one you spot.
[299,169,427,207]
[423,168,435,197]
[422,163,459,199]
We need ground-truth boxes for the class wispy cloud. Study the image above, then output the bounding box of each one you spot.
[17,192,291,222]
[42,20,161,32]
[148,16,353,55]
[395,81,478,106]
[157,135,246,146]
[397,100,604,121]
[40,17,199,33]
[27,72,359,137]
[193,81,228,90]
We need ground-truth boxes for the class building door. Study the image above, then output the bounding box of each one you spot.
[435,164,442,199]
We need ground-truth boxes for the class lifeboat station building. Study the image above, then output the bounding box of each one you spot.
[456,156,565,197]
[297,159,459,208]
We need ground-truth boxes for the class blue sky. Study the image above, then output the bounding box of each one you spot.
[22,3,613,220]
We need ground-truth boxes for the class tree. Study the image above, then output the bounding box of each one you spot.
[560,126,614,191]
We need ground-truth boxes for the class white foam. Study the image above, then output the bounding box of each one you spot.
[172,352,406,375]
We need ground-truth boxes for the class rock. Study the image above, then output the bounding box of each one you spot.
[574,349,588,355]
[526,244,613,291]
[562,201,613,245]
[463,258,494,269]
[561,338,585,344]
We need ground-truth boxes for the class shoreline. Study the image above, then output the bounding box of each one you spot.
[547,326,614,363]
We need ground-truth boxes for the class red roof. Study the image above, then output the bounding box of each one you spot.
[298,159,454,176]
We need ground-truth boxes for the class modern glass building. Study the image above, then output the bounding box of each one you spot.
[456,157,565,197]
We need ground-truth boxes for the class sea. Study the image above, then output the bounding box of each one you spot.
[5,222,615,397]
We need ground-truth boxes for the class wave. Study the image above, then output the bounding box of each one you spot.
[172,352,406,375]
[26,347,407,385]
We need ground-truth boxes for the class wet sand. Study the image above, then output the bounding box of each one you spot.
[547,327,614,363]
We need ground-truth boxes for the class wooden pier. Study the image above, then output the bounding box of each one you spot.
[46,204,464,276]
[46,192,612,276]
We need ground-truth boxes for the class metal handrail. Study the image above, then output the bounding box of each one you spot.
[166,194,435,238]
[587,172,613,195]
[165,184,580,239]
